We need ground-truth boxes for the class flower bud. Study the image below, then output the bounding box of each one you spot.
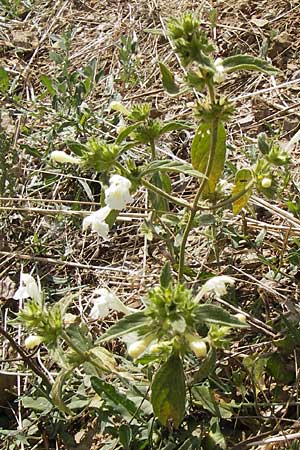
[189,339,207,358]
[24,335,43,350]
[50,151,81,165]
[235,313,247,324]
[261,177,272,188]
[128,336,154,359]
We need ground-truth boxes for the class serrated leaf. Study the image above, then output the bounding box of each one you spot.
[191,122,226,196]
[143,159,206,179]
[151,353,185,428]
[195,304,248,328]
[223,55,278,75]
[232,168,253,215]
[96,312,148,343]
[91,377,139,417]
[51,369,74,415]
[159,62,180,95]
[160,262,172,288]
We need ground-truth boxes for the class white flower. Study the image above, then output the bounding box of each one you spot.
[235,313,247,324]
[82,206,111,239]
[213,58,225,84]
[90,288,132,319]
[198,275,235,298]
[188,337,207,358]
[24,335,43,349]
[127,335,154,359]
[50,151,81,165]
[13,273,41,303]
[261,177,272,188]
[105,174,133,211]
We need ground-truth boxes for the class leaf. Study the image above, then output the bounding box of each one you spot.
[159,62,180,95]
[115,123,140,144]
[149,171,171,213]
[192,385,221,417]
[160,262,172,288]
[40,74,56,96]
[0,67,9,93]
[193,348,216,382]
[143,159,206,179]
[232,168,253,215]
[151,353,186,428]
[51,369,74,415]
[96,312,148,343]
[195,304,248,328]
[22,396,52,413]
[207,417,227,450]
[65,323,93,353]
[89,346,116,372]
[66,141,88,156]
[91,377,139,417]
[119,424,132,450]
[159,120,191,135]
[191,122,226,196]
[223,55,278,75]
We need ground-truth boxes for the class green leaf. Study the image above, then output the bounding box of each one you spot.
[193,348,216,382]
[66,141,88,156]
[192,385,221,417]
[0,67,9,93]
[151,353,186,428]
[115,123,140,144]
[143,159,206,179]
[159,62,180,95]
[40,75,56,96]
[89,346,116,372]
[206,417,227,450]
[160,262,172,288]
[65,323,93,353]
[119,424,132,450]
[22,396,52,413]
[191,122,226,196]
[232,168,253,215]
[96,311,148,343]
[91,377,139,417]
[159,121,191,135]
[51,369,74,415]
[49,51,64,65]
[195,304,248,328]
[223,55,278,75]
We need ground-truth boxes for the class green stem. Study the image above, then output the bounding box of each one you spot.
[150,139,156,160]
[178,116,219,282]
[141,178,192,210]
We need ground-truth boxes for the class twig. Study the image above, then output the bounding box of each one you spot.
[0,325,52,389]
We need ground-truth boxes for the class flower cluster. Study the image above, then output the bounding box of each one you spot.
[83,174,133,239]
